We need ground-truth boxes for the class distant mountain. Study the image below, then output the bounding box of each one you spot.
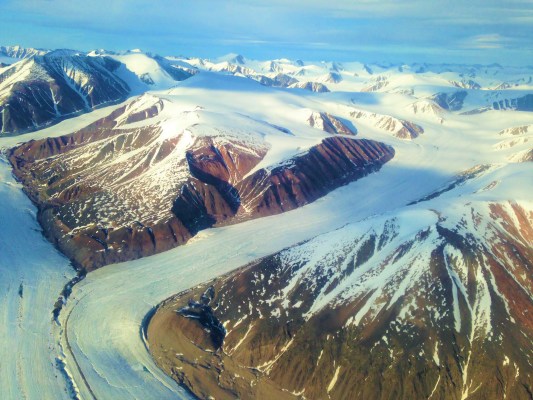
[492,94,533,111]
[431,91,467,111]
[306,111,356,135]
[349,107,424,139]
[105,51,196,90]
[0,45,48,60]
[0,50,130,134]
[288,81,330,92]
[0,49,194,135]
[216,53,246,65]
[175,55,533,104]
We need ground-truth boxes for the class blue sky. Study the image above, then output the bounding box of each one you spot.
[1,0,532,65]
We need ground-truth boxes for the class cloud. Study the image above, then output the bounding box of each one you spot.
[459,33,531,52]
[1,0,532,65]
[462,34,504,49]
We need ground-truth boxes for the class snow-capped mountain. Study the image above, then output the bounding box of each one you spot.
[349,107,424,139]
[9,76,392,270]
[1,46,532,400]
[0,45,47,65]
[0,50,130,134]
[138,56,531,400]
[176,54,533,105]
[2,46,532,136]
[104,50,196,90]
[288,81,330,92]
[0,48,194,135]
[147,125,532,399]
[153,194,531,400]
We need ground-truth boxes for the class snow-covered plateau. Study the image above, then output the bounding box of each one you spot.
[0,47,531,399]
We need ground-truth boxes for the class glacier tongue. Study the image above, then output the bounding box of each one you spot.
[0,154,75,400]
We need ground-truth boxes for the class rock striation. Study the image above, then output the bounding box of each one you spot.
[9,96,393,270]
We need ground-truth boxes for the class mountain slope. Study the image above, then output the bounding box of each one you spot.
[0,50,194,135]
[0,50,130,134]
[9,92,393,270]
[0,45,48,59]
[149,182,532,400]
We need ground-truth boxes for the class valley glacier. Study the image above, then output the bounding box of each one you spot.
[0,48,531,399]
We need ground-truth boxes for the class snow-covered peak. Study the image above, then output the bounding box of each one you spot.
[0,45,48,59]
[95,51,193,92]
[216,53,246,65]
[405,99,445,123]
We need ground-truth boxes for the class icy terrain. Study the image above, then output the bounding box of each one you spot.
[58,75,532,398]
[0,153,76,399]
[0,100,146,399]
[0,51,531,399]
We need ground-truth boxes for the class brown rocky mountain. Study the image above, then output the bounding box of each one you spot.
[0,50,130,134]
[0,50,193,135]
[9,94,393,270]
[148,199,533,400]
[349,107,424,140]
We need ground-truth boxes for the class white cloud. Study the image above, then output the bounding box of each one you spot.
[459,33,531,51]
[2,0,532,65]
[462,34,504,49]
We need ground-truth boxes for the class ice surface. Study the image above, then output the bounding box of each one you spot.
[0,155,75,399]
[0,61,531,399]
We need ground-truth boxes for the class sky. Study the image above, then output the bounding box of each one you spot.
[1,0,532,65]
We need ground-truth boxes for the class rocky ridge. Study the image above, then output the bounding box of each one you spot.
[0,50,193,135]
[149,198,533,400]
[9,94,393,270]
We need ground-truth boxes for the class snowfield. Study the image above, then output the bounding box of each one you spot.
[0,100,139,400]
[0,153,75,399]
[0,54,532,399]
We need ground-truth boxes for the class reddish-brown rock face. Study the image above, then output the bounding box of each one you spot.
[148,202,533,400]
[9,99,393,270]
[237,137,391,217]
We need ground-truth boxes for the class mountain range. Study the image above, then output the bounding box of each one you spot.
[0,45,531,400]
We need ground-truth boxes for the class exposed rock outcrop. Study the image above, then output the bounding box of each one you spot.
[431,91,467,111]
[149,201,533,400]
[406,100,444,123]
[307,112,356,135]
[498,124,533,136]
[322,72,342,84]
[288,81,330,93]
[350,108,423,139]
[361,75,389,92]
[450,79,481,89]
[9,99,393,270]
[492,94,533,111]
